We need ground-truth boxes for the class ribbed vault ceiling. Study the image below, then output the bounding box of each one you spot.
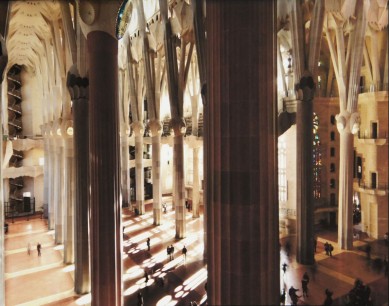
[6,1,61,72]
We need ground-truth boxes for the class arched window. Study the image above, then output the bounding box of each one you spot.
[313,113,322,199]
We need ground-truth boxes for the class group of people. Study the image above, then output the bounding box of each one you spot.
[285,272,310,305]
[324,242,334,256]
[167,244,175,260]
[346,279,371,305]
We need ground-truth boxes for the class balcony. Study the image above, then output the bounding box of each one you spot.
[357,131,388,145]
[355,181,388,196]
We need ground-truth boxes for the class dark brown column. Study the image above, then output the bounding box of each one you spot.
[296,77,315,265]
[73,97,90,294]
[206,1,279,305]
[88,31,122,305]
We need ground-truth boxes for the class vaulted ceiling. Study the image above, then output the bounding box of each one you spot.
[5,1,62,72]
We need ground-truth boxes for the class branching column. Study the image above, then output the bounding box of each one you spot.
[191,92,201,218]
[54,124,64,244]
[120,131,131,208]
[172,119,187,238]
[296,76,315,265]
[69,69,90,294]
[207,1,279,305]
[191,94,200,218]
[150,120,162,225]
[62,121,74,264]
[325,0,368,249]
[133,122,145,214]
[42,124,50,219]
[48,126,56,230]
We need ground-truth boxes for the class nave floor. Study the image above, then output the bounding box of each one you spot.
[4,204,388,306]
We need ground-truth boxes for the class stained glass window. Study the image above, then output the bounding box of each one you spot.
[313,113,321,199]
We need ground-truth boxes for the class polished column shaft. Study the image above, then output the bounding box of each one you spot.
[73,98,90,294]
[88,31,122,305]
[206,1,279,304]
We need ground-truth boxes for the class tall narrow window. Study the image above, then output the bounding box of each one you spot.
[371,172,377,189]
[330,147,335,157]
[371,122,378,139]
[330,115,336,125]
[313,113,322,199]
[330,179,336,188]
[278,139,287,202]
[330,131,335,141]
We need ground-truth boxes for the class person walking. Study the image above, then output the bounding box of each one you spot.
[285,241,291,257]
[182,245,187,263]
[37,242,41,256]
[323,288,333,306]
[167,245,171,260]
[280,288,286,305]
[144,270,149,284]
[329,244,334,257]
[288,286,300,306]
[170,245,175,259]
[147,237,151,251]
[324,242,329,256]
[302,278,309,297]
[282,262,288,274]
[137,291,143,306]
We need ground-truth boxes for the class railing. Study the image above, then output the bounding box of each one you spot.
[279,207,296,217]
[7,88,22,99]
[4,198,37,222]
[7,74,21,84]
[162,118,171,137]
[358,131,388,140]
[358,182,388,191]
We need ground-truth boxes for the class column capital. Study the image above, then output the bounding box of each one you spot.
[131,121,144,136]
[170,117,186,136]
[78,0,122,39]
[67,65,89,100]
[53,119,63,139]
[61,120,74,139]
[336,111,361,135]
[149,119,162,137]
[298,73,315,101]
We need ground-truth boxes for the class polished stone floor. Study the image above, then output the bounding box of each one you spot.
[4,202,388,305]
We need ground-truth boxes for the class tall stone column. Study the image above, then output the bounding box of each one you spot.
[87,30,122,305]
[150,120,162,225]
[133,122,145,214]
[0,35,7,306]
[120,131,131,208]
[172,119,186,238]
[42,124,50,219]
[72,92,90,294]
[206,1,279,305]
[54,122,64,244]
[62,121,74,264]
[337,112,360,249]
[68,36,90,293]
[191,94,200,218]
[192,146,200,218]
[48,126,56,230]
[296,76,315,265]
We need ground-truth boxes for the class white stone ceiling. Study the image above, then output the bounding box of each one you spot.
[6,1,61,72]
